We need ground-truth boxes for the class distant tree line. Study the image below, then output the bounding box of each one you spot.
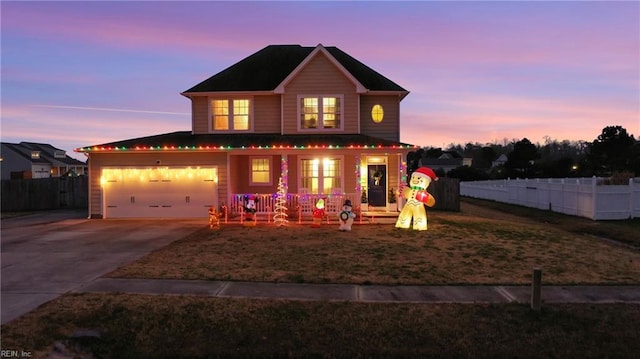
[408,125,639,182]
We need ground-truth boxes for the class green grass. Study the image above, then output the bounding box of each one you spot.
[2,294,639,359]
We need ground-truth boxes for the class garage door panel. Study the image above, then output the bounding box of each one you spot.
[102,167,217,218]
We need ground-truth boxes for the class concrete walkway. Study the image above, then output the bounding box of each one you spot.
[76,278,640,304]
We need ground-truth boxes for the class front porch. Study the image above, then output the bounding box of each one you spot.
[224,192,400,224]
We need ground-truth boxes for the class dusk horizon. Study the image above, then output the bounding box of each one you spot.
[2,1,638,161]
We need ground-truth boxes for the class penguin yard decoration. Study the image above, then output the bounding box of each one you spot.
[395,167,437,231]
[338,199,356,231]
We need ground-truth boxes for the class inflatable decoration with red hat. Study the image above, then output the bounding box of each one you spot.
[311,198,326,228]
[338,199,356,231]
[395,166,437,231]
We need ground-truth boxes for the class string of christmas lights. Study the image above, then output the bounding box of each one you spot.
[75,143,417,152]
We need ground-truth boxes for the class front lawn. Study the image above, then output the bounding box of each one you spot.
[2,294,639,359]
[108,200,640,285]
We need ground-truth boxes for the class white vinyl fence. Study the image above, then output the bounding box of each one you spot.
[460,177,640,220]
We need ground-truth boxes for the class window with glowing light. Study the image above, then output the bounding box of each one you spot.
[300,158,341,194]
[299,96,342,130]
[251,157,271,185]
[371,104,384,123]
[211,99,250,131]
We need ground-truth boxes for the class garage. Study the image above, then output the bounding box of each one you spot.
[101,167,217,218]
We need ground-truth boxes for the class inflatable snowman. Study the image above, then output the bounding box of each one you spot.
[338,199,356,231]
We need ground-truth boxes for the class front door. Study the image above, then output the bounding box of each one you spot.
[367,164,386,207]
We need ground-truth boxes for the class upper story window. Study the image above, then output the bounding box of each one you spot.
[371,104,384,123]
[31,151,40,159]
[299,95,342,130]
[211,99,250,131]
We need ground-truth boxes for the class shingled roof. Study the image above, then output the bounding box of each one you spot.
[183,44,407,94]
[76,132,415,152]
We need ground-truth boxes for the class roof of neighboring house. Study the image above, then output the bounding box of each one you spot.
[76,131,416,152]
[183,44,407,94]
[1,142,86,166]
[1,142,50,164]
[20,142,86,166]
[421,158,463,167]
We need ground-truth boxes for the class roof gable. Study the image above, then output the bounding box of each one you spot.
[274,44,366,94]
[182,44,407,95]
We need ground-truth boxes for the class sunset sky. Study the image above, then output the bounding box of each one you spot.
[2,1,638,161]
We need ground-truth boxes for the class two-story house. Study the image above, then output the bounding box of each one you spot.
[76,44,416,219]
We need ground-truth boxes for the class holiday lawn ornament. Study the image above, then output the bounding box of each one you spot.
[338,199,356,231]
[395,167,437,231]
[311,198,326,228]
[208,206,220,229]
[243,194,258,227]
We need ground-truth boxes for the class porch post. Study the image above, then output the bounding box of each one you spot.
[281,154,288,191]
[355,154,361,209]
[398,153,407,210]
[281,154,289,210]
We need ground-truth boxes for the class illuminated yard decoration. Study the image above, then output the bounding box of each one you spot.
[208,206,220,229]
[274,177,289,226]
[311,198,326,228]
[243,194,258,226]
[395,167,437,231]
[338,199,356,231]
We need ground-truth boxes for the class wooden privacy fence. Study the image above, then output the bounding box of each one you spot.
[428,177,460,211]
[460,177,640,220]
[1,176,88,212]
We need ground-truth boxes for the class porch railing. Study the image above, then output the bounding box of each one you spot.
[227,192,360,216]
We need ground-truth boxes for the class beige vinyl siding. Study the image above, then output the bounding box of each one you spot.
[287,154,299,193]
[191,96,209,134]
[88,152,228,218]
[342,153,357,193]
[253,95,282,133]
[282,52,359,135]
[387,154,400,198]
[360,95,401,142]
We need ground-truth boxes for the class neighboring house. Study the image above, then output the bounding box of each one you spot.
[420,152,469,174]
[1,142,87,180]
[76,44,416,219]
[491,154,508,168]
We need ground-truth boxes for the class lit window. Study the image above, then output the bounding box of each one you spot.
[299,96,341,130]
[31,151,40,159]
[251,157,271,185]
[211,99,250,131]
[301,158,341,194]
[213,100,229,130]
[372,104,384,123]
[233,100,249,130]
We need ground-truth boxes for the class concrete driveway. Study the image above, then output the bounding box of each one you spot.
[1,210,204,325]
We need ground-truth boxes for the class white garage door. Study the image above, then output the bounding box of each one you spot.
[101,167,217,218]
